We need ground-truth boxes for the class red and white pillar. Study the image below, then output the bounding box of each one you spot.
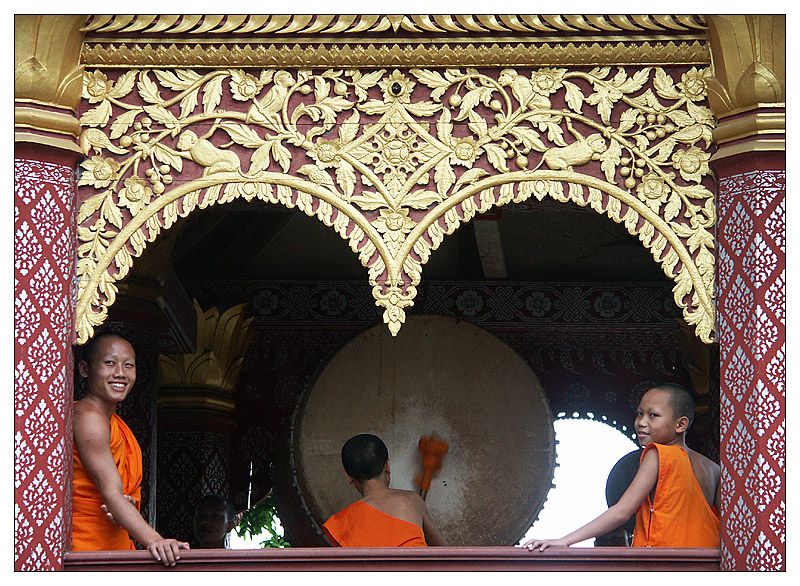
[14,146,80,570]
[14,15,86,570]
[715,152,785,570]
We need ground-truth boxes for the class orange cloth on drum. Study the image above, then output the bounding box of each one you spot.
[71,413,142,551]
[632,443,720,548]
[322,501,427,547]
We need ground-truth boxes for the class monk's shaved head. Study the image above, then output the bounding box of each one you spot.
[651,383,695,426]
[341,434,388,482]
[82,331,134,364]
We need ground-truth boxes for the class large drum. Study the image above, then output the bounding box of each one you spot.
[290,315,556,546]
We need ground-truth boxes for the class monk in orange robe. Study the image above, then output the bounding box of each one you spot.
[524,384,720,551]
[322,434,445,547]
[72,332,190,565]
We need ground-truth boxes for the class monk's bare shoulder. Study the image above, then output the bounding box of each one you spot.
[689,449,720,475]
[391,489,424,502]
[73,400,110,443]
[687,448,720,499]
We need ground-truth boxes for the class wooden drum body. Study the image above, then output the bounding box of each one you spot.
[290,315,556,546]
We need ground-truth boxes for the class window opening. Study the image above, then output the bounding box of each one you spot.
[518,417,638,547]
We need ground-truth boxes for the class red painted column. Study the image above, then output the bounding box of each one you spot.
[715,151,785,570]
[14,144,79,570]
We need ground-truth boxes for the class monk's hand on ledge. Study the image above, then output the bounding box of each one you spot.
[147,538,190,567]
[100,494,138,525]
[523,537,570,552]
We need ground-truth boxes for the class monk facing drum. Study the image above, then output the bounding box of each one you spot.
[322,434,445,547]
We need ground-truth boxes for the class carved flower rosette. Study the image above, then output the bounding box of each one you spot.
[76,65,716,344]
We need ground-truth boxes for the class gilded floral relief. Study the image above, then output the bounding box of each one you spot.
[75,65,716,344]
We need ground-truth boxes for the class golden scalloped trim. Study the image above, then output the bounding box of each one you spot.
[81,40,710,69]
[82,14,707,36]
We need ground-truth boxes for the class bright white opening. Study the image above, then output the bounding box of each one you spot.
[229,515,286,549]
[518,418,639,547]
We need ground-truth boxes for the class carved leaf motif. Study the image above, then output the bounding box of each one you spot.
[80,101,112,128]
[101,193,123,230]
[153,143,183,173]
[654,68,681,100]
[339,110,360,143]
[405,101,441,117]
[359,100,391,115]
[562,80,585,113]
[350,191,387,211]
[220,122,263,149]
[456,86,493,121]
[249,143,272,175]
[619,68,651,94]
[467,110,488,138]
[110,110,139,140]
[108,71,137,100]
[336,159,356,199]
[203,75,225,114]
[601,140,622,184]
[403,190,442,209]
[137,72,162,104]
[153,69,201,91]
[664,193,682,222]
[650,138,677,164]
[437,108,453,143]
[509,126,547,153]
[545,120,567,146]
[179,88,200,120]
[619,108,640,133]
[143,105,180,134]
[271,141,291,173]
[353,69,386,101]
[484,143,509,173]
[434,158,456,198]
[77,191,111,224]
[411,68,450,101]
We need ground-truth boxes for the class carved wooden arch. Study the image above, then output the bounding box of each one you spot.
[75,64,717,345]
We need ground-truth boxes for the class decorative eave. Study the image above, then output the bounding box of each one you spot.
[80,14,710,68]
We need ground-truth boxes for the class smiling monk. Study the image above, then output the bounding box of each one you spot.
[524,383,720,551]
[72,332,190,566]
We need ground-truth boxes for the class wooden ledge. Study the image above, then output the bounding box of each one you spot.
[64,546,720,571]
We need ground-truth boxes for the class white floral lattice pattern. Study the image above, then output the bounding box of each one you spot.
[14,159,75,571]
[718,169,785,571]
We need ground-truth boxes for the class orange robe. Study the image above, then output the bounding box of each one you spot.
[71,413,142,551]
[322,501,427,547]
[632,443,720,547]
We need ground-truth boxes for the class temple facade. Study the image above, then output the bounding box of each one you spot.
[14,15,784,571]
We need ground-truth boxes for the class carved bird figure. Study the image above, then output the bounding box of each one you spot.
[79,128,128,156]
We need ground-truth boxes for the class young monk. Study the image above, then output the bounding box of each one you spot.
[525,383,720,550]
[72,332,190,565]
[193,494,237,549]
[322,433,446,547]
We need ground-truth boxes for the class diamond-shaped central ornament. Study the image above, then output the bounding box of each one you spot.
[344,102,448,207]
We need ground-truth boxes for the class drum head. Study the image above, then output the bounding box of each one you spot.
[292,314,556,546]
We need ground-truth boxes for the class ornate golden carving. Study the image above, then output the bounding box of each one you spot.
[82,14,707,36]
[705,15,785,115]
[158,301,253,392]
[81,40,710,69]
[15,14,87,151]
[76,66,717,344]
[704,15,785,160]
[80,15,709,68]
